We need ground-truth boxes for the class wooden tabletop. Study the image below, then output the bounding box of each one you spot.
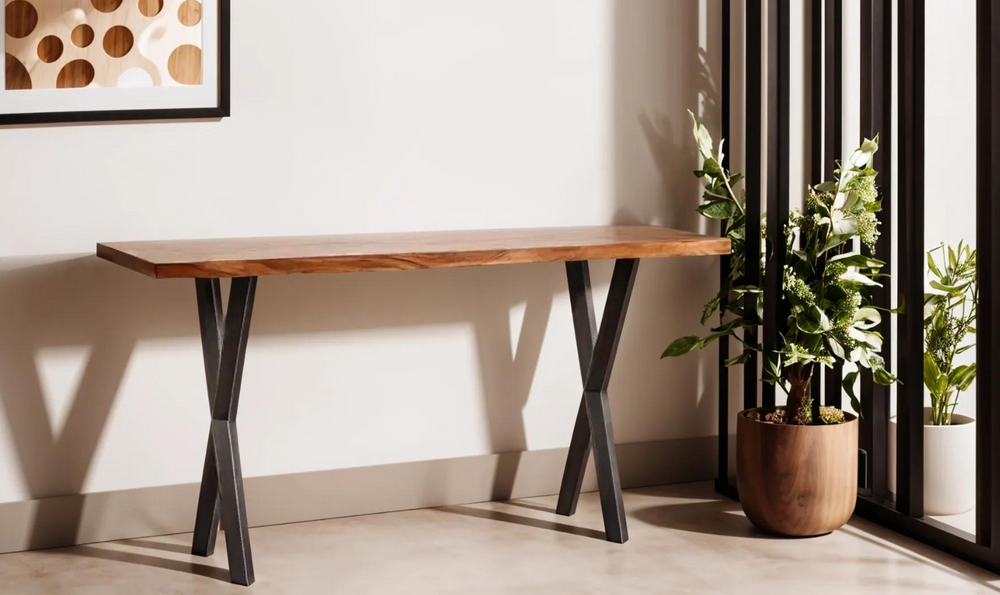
[96,226,730,279]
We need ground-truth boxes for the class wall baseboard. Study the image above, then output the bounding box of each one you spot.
[0,436,714,554]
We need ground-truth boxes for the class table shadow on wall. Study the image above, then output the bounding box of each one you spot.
[0,254,564,559]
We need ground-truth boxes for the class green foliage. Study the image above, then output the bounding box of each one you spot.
[924,242,978,426]
[661,111,761,363]
[662,111,899,423]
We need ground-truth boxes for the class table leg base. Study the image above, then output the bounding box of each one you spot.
[556,259,638,544]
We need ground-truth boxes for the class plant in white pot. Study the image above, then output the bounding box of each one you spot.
[889,242,978,515]
[663,112,898,536]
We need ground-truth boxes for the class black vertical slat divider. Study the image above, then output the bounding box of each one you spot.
[717,0,732,491]
[897,0,925,518]
[763,0,789,411]
[810,0,824,419]
[976,0,998,551]
[744,0,763,412]
[849,0,1000,574]
[859,0,892,499]
[824,0,845,410]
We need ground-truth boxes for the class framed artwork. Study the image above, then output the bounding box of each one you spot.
[1,0,228,125]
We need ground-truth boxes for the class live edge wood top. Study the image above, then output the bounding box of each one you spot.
[96,225,730,279]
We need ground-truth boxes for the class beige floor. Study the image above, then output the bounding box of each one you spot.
[1,481,998,595]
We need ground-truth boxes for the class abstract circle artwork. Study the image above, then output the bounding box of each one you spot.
[5,1,37,38]
[102,25,133,58]
[138,0,162,17]
[4,53,31,90]
[90,0,123,13]
[56,59,95,88]
[4,0,205,90]
[71,24,95,48]
[36,35,62,63]
[177,0,200,26]
[167,44,200,85]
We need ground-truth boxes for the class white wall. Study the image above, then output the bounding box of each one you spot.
[0,0,726,547]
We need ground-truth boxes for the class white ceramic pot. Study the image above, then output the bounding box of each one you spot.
[888,407,976,516]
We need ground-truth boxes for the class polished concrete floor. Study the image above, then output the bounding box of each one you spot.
[1,481,998,594]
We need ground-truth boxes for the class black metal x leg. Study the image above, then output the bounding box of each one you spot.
[191,277,257,586]
[555,259,639,544]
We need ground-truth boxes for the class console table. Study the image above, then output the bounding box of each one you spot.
[96,225,729,586]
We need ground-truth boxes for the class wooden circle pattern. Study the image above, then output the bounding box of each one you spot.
[168,44,201,85]
[5,1,38,38]
[177,0,202,26]
[57,59,95,88]
[5,53,31,90]
[103,26,134,58]
[90,0,123,12]
[71,24,96,48]
[138,0,162,17]
[37,36,64,63]
[5,0,204,90]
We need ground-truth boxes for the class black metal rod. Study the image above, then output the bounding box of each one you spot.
[855,496,998,574]
[763,0,790,410]
[743,0,762,412]
[897,0,925,518]
[556,259,638,544]
[859,0,892,500]
[585,388,627,543]
[190,277,258,586]
[585,259,639,543]
[584,261,639,393]
[824,0,844,410]
[717,0,732,490]
[810,0,824,421]
[192,279,224,557]
[557,261,597,517]
[977,0,998,549]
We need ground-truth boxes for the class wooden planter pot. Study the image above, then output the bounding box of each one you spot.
[736,407,858,536]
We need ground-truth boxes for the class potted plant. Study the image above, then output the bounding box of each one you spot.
[888,242,978,515]
[663,112,897,536]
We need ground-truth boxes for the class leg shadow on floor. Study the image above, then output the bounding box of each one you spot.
[632,495,776,539]
[436,505,606,541]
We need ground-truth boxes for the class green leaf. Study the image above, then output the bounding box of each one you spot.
[831,211,859,237]
[930,280,971,295]
[701,295,721,325]
[829,252,886,269]
[873,367,898,386]
[843,370,861,414]
[950,364,978,393]
[827,337,846,359]
[690,110,714,160]
[796,305,833,334]
[697,200,737,219]
[853,307,881,329]
[703,158,724,176]
[724,352,751,367]
[924,353,942,395]
[927,251,942,278]
[662,336,702,358]
[840,270,882,287]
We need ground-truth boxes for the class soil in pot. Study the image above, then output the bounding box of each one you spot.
[737,407,858,537]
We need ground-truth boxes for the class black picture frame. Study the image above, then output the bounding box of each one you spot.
[0,0,229,126]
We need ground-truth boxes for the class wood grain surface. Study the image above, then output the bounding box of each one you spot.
[736,409,859,537]
[97,226,731,279]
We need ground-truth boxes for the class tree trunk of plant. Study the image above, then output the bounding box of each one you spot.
[786,363,814,425]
